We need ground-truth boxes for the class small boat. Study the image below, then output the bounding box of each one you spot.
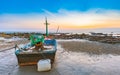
[15,39,57,66]
[15,17,57,66]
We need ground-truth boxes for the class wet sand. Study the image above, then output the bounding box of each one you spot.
[0,40,29,52]
[58,40,120,55]
[0,39,120,75]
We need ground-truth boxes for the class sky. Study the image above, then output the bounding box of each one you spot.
[0,0,120,33]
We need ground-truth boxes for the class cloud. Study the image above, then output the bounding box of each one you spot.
[0,8,120,33]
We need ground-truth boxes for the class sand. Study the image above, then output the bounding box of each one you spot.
[58,40,120,55]
[0,40,29,52]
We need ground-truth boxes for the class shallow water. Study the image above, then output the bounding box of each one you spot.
[0,40,120,75]
[55,45,120,75]
[0,49,17,75]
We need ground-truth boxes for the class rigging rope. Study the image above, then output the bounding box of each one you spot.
[0,46,15,52]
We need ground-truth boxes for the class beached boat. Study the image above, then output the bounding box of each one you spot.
[15,17,57,66]
[15,39,57,66]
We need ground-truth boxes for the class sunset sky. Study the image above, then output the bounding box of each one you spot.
[0,0,120,33]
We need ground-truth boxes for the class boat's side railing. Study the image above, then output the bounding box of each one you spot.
[44,39,57,51]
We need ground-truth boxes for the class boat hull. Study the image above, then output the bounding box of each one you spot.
[15,39,57,66]
[16,51,56,66]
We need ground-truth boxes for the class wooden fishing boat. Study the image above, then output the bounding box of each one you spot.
[15,39,57,66]
[15,17,57,66]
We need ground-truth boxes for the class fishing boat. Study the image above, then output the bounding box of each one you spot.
[15,18,57,66]
[15,39,57,66]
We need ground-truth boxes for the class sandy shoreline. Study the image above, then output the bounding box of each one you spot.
[0,40,29,52]
[58,40,120,55]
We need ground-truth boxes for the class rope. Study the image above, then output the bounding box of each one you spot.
[0,46,15,52]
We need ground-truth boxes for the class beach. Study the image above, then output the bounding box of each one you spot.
[0,39,120,75]
[58,39,120,55]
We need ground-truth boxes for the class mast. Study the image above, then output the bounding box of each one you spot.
[45,17,49,36]
[56,26,59,33]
